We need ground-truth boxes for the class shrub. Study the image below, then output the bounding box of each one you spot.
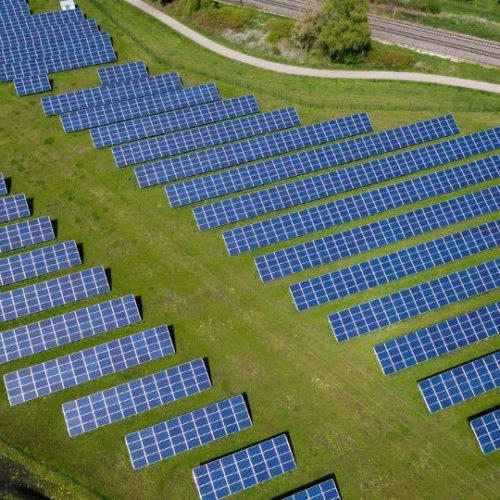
[267,18,295,44]
[194,8,251,30]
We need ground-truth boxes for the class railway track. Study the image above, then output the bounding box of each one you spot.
[221,0,500,67]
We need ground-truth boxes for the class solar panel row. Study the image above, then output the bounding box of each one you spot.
[284,478,341,500]
[419,350,500,413]
[98,61,148,86]
[169,114,457,209]
[0,173,7,195]
[0,216,55,254]
[329,258,500,342]
[61,83,220,132]
[113,107,301,167]
[0,295,141,365]
[139,112,372,190]
[0,240,81,287]
[4,325,174,406]
[126,394,252,469]
[0,193,30,223]
[223,155,499,256]
[374,302,500,375]
[194,126,500,230]
[193,434,296,499]
[14,73,51,96]
[470,408,500,454]
[91,94,259,149]
[256,186,499,282]
[0,266,109,324]
[291,221,500,311]
[63,357,211,436]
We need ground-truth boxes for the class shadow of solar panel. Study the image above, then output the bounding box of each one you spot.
[256,186,500,282]
[126,394,252,469]
[195,126,498,230]
[113,107,301,167]
[4,324,174,406]
[0,266,109,324]
[193,434,296,499]
[329,259,500,342]
[0,217,55,254]
[283,478,341,500]
[176,114,457,210]
[291,221,500,311]
[98,61,148,86]
[0,240,81,287]
[374,302,500,375]
[63,357,210,437]
[419,351,500,413]
[0,173,7,195]
[92,95,259,148]
[61,83,220,132]
[470,408,500,454]
[0,194,30,223]
[0,295,141,365]
[223,155,500,256]
[140,112,372,190]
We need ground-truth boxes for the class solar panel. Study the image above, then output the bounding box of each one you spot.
[61,83,220,132]
[194,127,499,230]
[0,216,55,254]
[98,61,149,86]
[284,478,341,500]
[0,173,7,195]
[193,434,296,499]
[419,350,500,413]
[139,112,373,190]
[168,114,457,208]
[470,408,500,454]
[63,357,211,437]
[91,95,259,149]
[0,266,109,324]
[125,394,252,469]
[256,186,499,282]
[0,295,141,365]
[0,194,30,223]
[0,240,81,287]
[291,221,500,311]
[41,72,183,116]
[223,155,499,256]
[112,107,301,167]
[374,302,500,376]
[4,325,174,406]
[329,259,500,342]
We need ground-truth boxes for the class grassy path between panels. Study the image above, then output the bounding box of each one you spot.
[0,0,498,498]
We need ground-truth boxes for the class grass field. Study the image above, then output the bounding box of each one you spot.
[0,0,499,498]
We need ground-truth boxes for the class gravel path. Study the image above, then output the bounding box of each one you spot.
[123,0,500,94]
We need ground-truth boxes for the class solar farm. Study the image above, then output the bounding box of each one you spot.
[0,0,498,498]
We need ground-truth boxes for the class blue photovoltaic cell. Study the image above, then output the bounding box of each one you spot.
[125,394,252,469]
[139,112,373,190]
[0,194,30,223]
[91,95,259,148]
[0,217,55,254]
[374,302,500,376]
[291,221,500,311]
[4,325,174,406]
[98,61,148,86]
[329,259,500,342]
[193,434,296,499]
[0,266,109,324]
[195,126,498,230]
[284,479,341,500]
[41,72,182,116]
[61,83,220,132]
[470,408,500,454]
[63,357,211,437]
[223,155,499,256]
[256,186,499,282]
[0,173,7,195]
[169,114,457,208]
[0,240,81,287]
[112,107,301,167]
[419,351,500,413]
[14,73,51,96]
[0,295,141,365]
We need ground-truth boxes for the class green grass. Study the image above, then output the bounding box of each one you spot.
[0,0,499,498]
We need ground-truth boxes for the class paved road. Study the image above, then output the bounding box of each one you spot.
[123,0,500,94]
